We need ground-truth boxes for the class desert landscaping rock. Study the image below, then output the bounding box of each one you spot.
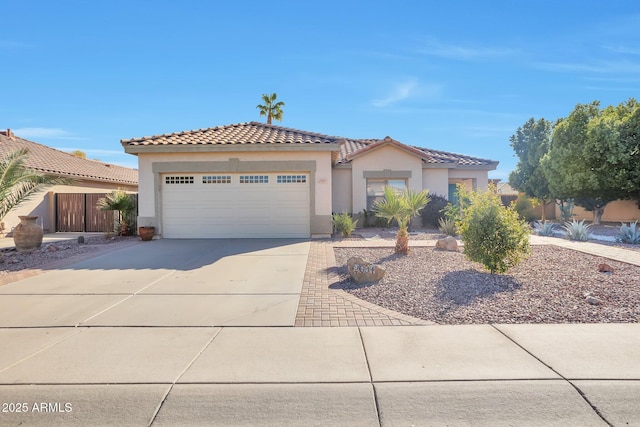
[598,263,614,273]
[347,256,385,283]
[436,236,458,251]
[334,245,640,324]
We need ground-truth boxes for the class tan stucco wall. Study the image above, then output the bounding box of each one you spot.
[558,199,640,222]
[137,151,333,235]
[2,182,137,233]
[422,169,449,198]
[351,146,423,213]
[448,169,490,192]
[332,168,352,213]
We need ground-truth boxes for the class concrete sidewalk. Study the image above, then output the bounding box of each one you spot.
[0,324,638,425]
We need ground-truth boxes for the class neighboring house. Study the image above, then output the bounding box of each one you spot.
[0,129,138,233]
[121,122,498,238]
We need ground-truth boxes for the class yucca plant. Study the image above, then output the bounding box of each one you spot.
[373,187,430,254]
[332,211,358,237]
[533,220,557,237]
[438,217,457,236]
[563,219,592,242]
[97,191,136,236]
[617,221,640,244]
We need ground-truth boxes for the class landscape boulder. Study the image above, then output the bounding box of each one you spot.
[598,263,614,273]
[347,257,385,283]
[436,236,458,251]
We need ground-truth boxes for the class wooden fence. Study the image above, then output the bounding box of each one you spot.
[55,193,138,233]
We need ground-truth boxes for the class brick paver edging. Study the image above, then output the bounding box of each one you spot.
[295,241,432,327]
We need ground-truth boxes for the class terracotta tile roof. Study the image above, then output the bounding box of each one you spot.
[336,137,498,167]
[121,121,343,147]
[0,131,138,186]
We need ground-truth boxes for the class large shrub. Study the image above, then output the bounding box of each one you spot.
[420,194,448,227]
[458,187,531,274]
[511,193,537,223]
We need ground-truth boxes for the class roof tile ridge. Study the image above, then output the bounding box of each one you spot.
[247,121,344,141]
[414,145,497,163]
[121,122,254,143]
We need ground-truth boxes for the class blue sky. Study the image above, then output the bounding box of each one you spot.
[2,1,639,180]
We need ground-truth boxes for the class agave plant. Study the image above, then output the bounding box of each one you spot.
[563,219,592,242]
[617,221,640,244]
[438,217,457,236]
[533,220,557,237]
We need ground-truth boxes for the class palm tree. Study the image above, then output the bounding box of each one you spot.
[256,93,285,124]
[97,190,136,236]
[0,148,71,222]
[373,187,430,254]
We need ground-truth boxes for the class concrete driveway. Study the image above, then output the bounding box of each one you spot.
[0,239,310,327]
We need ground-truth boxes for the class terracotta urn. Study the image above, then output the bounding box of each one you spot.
[13,216,44,252]
[138,226,155,241]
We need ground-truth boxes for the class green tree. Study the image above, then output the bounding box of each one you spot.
[508,117,554,220]
[256,93,285,124]
[97,190,136,236]
[458,186,530,274]
[542,99,640,223]
[373,187,429,254]
[541,102,610,223]
[0,149,71,221]
[69,150,86,159]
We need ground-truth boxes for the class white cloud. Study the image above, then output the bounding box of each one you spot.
[372,80,442,108]
[415,38,517,61]
[535,60,640,74]
[11,127,86,140]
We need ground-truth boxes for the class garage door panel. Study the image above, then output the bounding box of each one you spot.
[162,173,310,238]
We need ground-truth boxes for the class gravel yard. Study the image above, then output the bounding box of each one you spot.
[334,245,640,324]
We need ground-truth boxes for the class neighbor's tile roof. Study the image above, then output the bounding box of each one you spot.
[337,138,498,167]
[121,121,344,146]
[0,132,138,185]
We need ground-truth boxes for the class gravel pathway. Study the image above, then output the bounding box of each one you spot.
[334,245,640,324]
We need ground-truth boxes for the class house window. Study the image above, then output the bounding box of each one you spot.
[277,175,306,183]
[239,175,269,184]
[165,176,194,184]
[203,175,231,184]
[366,179,406,210]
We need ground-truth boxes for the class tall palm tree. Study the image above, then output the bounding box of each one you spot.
[0,148,70,221]
[373,187,430,254]
[256,93,285,124]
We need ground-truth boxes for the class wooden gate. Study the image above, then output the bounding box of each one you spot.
[55,193,137,232]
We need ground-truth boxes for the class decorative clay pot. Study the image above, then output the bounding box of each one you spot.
[13,216,44,252]
[138,226,155,241]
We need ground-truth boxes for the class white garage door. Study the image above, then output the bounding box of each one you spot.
[162,173,310,238]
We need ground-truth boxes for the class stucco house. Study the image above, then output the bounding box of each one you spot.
[121,122,498,238]
[0,129,138,233]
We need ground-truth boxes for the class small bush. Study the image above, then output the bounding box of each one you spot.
[438,217,457,236]
[458,187,530,274]
[533,220,557,237]
[563,219,592,241]
[617,221,640,244]
[512,194,537,223]
[332,212,358,237]
[420,194,448,227]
